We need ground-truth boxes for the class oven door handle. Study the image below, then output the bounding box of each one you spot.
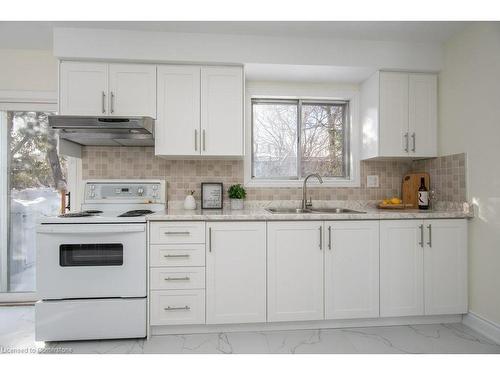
[37,225,145,234]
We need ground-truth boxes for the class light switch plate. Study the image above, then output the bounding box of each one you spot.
[367,175,379,188]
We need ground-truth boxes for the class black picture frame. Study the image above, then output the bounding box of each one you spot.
[201,182,223,209]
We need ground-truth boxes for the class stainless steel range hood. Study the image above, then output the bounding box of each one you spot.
[49,115,155,147]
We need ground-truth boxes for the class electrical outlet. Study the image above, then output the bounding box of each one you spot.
[367,175,379,188]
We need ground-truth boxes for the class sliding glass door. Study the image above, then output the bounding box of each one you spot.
[0,107,66,297]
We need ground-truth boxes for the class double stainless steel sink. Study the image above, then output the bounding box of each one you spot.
[265,207,365,214]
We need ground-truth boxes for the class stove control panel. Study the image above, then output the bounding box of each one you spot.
[84,180,166,204]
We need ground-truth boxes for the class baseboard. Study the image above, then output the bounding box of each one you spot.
[151,314,462,336]
[462,311,500,345]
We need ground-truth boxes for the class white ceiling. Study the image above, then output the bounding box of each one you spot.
[0,21,470,50]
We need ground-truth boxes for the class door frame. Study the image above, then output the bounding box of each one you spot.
[0,96,77,302]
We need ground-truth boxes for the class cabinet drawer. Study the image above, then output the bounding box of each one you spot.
[150,222,205,244]
[150,267,205,290]
[150,244,205,267]
[150,290,205,326]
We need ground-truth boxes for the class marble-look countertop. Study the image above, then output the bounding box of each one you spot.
[147,200,473,221]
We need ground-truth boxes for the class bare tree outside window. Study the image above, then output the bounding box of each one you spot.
[252,99,349,180]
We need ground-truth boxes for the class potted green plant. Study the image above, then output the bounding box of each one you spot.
[228,184,246,210]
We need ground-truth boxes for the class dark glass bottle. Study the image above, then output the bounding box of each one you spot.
[418,177,429,210]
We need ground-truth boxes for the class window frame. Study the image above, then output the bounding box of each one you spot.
[251,98,350,181]
[245,84,360,188]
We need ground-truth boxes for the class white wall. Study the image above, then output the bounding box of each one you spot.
[439,22,500,325]
[53,27,443,72]
[0,49,58,100]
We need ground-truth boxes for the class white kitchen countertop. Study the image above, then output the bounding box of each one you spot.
[146,206,473,221]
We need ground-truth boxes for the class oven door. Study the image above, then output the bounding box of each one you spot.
[36,224,146,299]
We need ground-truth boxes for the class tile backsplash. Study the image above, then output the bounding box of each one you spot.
[81,147,466,203]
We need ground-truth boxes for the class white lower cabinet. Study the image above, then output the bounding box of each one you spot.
[325,221,380,319]
[380,220,424,317]
[423,219,468,315]
[380,219,468,317]
[206,222,266,324]
[149,218,468,330]
[267,221,324,322]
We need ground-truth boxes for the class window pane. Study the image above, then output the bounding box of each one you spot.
[301,103,347,178]
[252,102,298,179]
[7,111,66,292]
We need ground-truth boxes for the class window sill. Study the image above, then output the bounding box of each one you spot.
[244,178,360,188]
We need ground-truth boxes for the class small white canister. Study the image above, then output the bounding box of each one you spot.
[183,191,196,210]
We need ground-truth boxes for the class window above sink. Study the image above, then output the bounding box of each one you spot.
[244,82,360,188]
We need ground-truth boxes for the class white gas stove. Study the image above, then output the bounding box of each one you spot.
[35,179,166,342]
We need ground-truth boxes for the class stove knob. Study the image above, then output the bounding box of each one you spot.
[137,187,144,196]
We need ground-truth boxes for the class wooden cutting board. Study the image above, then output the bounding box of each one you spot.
[402,172,430,208]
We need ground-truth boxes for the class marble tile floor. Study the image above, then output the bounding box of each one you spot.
[1,306,499,354]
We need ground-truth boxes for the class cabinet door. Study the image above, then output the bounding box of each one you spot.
[325,221,379,319]
[201,66,243,156]
[59,61,108,115]
[267,221,324,322]
[379,72,409,157]
[380,220,424,317]
[409,74,437,157]
[424,219,467,315]
[156,66,201,156]
[108,63,156,117]
[206,222,266,324]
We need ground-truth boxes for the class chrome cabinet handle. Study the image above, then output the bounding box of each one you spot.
[328,226,332,250]
[163,254,190,258]
[202,129,206,151]
[164,231,190,235]
[418,224,424,247]
[208,227,212,252]
[404,132,409,152]
[427,224,432,247]
[319,226,322,250]
[164,306,190,311]
[102,91,106,114]
[164,276,190,281]
[110,91,115,114]
[411,132,416,152]
[194,129,198,151]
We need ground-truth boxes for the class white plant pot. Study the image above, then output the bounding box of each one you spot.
[183,195,196,210]
[230,199,244,210]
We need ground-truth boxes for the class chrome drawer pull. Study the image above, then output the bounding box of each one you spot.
[427,224,432,247]
[164,276,190,281]
[163,254,190,258]
[164,305,190,311]
[164,231,190,235]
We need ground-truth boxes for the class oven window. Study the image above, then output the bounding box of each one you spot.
[59,244,123,267]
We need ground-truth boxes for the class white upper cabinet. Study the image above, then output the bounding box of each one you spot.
[201,66,243,157]
[409,74,438,158]
[379,72,409,157]
[59,61,108,115]
[324,221,380,319]
[59,61,156,117]
[267,221,324,322]
[155,66,201,156]
[206,222,266,324]
[423,219,468,315]
[361,71,437,159]
[155,65,244,157]
[380,220,424,317]
[108,64,156,117]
